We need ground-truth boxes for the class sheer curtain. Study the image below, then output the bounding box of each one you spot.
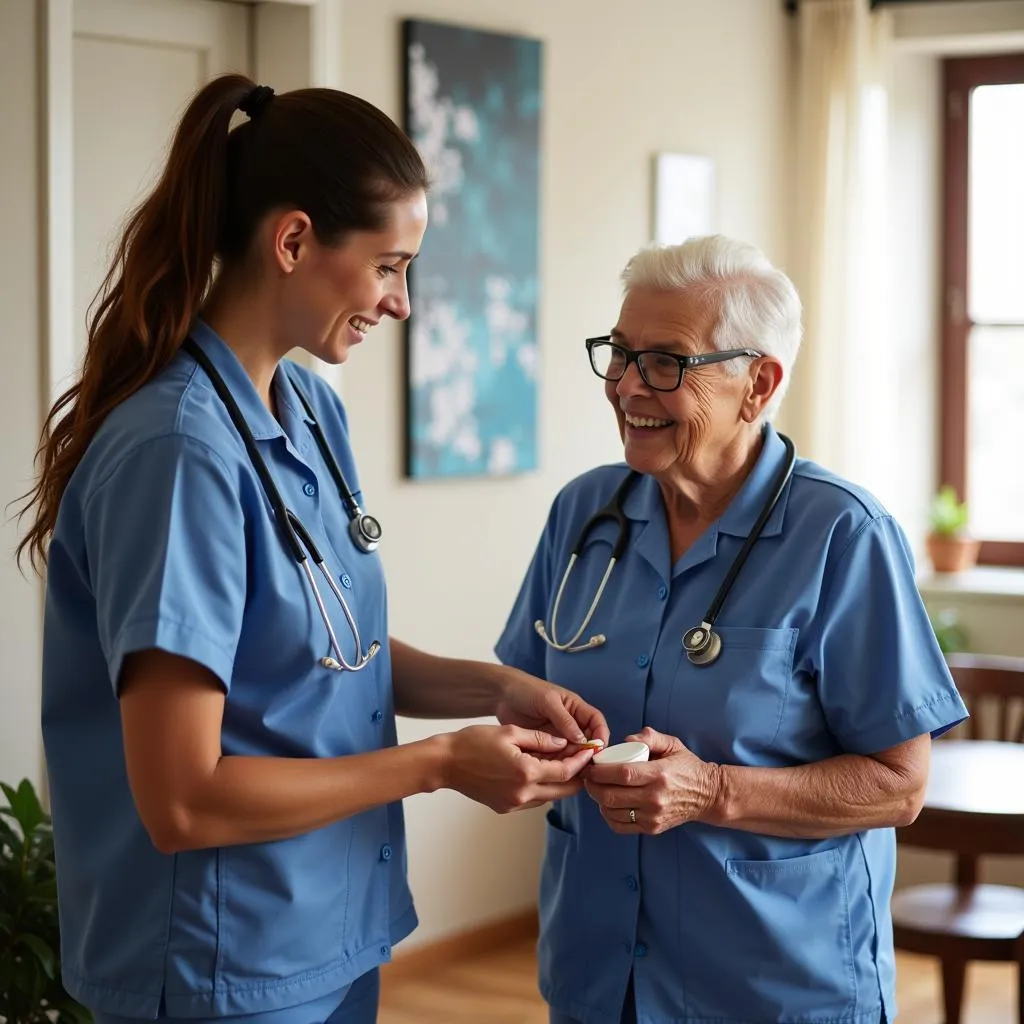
[782,0,897,500]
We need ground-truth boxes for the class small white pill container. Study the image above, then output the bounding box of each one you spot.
[592,740,650,765]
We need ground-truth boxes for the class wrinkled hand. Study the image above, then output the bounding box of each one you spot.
[444,724,597,814]
[583,727,722,835]
[494,668,610,750]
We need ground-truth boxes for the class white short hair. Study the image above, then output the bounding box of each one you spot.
[620,235,803,422]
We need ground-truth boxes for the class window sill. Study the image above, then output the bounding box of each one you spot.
[918,566,1024,604]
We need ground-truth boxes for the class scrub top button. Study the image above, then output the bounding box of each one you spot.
[634,943,648,958]
[636,654,650,668]
[626,875,638,891]
[340,574,353,589]
[380,944,391,958]
[380,844,393,861]
[303,482,316,497]
[657,584,668,600]
[372,709,384,723]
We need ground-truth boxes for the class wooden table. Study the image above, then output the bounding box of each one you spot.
[899,739,1024,855]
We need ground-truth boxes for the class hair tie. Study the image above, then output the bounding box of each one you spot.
[239,85,275,119]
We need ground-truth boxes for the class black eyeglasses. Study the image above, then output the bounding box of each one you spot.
[585,337,763,393]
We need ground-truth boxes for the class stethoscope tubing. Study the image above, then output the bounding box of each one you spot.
[534,470,641,652]
[184,337,380,673]
[536,434,797,666]
[702,433,796,629]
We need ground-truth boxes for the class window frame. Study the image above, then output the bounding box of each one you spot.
[941,53,1024,567]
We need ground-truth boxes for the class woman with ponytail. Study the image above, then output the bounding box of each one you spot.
[18,76,607,1024]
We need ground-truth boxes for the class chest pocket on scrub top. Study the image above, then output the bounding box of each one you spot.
[669,626,798,762]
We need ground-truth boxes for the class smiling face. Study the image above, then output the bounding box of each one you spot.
[606,286,780,484]
[270,190,429,363]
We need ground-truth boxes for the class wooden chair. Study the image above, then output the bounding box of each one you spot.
[946,653,1024,745]
[891,653,1024,1023]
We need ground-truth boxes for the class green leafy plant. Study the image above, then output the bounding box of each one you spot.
[0,779,89,1024]
[930,609,969,655]
[929,484,969,537]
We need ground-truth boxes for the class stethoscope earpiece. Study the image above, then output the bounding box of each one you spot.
[534,619,607,653]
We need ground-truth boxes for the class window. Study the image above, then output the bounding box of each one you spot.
[941,54,1024,567]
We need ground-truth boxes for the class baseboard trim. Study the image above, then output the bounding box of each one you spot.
[381,908,539,982]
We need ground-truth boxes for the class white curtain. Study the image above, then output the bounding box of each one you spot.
[783,0,897,500]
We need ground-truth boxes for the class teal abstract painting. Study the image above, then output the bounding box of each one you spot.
[402,19,542,480]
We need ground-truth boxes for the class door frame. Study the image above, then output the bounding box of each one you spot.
[41,0,345,406]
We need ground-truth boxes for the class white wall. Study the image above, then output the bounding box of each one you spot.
[0,0,45,792]
[893,0,1024,53]
[336,0,794,947]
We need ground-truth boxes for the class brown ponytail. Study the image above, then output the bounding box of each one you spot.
[16,73,428,572]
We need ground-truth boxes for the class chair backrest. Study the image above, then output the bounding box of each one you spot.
[945,653,1024,743]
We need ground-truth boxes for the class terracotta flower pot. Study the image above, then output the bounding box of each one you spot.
[926,533,981,573]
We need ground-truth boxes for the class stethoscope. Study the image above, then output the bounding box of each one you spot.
[534,434,796,666]
[184,338,382,672]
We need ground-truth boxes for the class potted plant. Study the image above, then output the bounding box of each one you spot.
[930,608,969,654]
[0,778,90,1023]
[925,485,980,573]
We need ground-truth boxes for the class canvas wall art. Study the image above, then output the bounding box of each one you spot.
[653,152,716,245]
[402,19,542,480]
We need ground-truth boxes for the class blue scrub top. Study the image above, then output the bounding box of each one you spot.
[41,322,416,1020]
[496,425,967,1024]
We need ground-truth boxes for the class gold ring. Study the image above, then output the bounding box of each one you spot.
[629,808,637,824]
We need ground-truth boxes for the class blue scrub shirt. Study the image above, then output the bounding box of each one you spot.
[496,425,967,1024]
[42,322,416,1020]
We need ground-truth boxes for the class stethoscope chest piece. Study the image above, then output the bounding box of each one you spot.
[350,514,382,553]
[683,622,722,666]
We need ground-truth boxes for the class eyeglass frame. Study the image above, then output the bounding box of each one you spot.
[585,336,764,393]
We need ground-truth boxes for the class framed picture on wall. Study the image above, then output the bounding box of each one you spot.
[653,152,715,245]
[401,18,543,480]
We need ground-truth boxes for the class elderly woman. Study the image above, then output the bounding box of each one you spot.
[496,236,967,1024]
